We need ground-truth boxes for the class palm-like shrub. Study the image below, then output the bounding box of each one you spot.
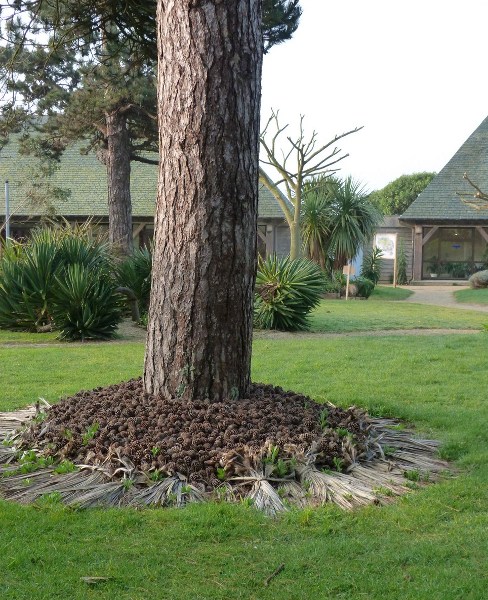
[0,224,121,339]
[326,177,381,269]
[115,246,152,311]
[52,264,122,341]
[0,238,60,330]
[361,247,383,285]
[254,255,326,331]
[301,176,381,272]
[301,192,330,270]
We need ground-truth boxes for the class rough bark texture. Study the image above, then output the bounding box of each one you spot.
[106,110,133,255]
[144,0,263,401]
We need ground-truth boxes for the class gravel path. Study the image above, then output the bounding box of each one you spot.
[401,285,488,313]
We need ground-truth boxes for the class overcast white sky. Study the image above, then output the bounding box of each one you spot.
[260,0,488,192]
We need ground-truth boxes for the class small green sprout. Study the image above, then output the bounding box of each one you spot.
[319,408,329,430]
[81,422,99,445]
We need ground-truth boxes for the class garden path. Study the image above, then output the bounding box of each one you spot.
[401,285,488,313]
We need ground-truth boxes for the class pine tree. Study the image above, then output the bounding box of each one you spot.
[1,1,301,254]
[1,19,158,254]
[144,0,262,400]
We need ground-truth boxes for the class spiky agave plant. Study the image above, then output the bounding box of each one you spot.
[51,263,122,341]
[254,255,326,331]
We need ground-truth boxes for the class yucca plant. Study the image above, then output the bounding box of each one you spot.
[254,255,326,331]
[361,246,383,286]
[115,246,152,312]
[0,238,60,330]
[51,263,122,341]
[0,224,117,336]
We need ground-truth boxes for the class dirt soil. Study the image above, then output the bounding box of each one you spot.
[22,379,370,488]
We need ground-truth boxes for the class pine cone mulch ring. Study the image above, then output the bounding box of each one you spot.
[0,380,450,515]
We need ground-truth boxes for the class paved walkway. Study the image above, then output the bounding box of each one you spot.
[401,285,488,312]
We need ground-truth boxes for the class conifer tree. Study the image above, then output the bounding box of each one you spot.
[0,1,301,254]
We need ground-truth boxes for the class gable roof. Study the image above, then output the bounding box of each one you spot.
[401,116,488,222]
[0,137,286,221]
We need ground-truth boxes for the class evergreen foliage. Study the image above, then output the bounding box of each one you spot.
[262,0,302,53]
[369,172,435,215]
[115,246,152,312]
[0,225,121,339]
[396,241,408,285]
[361,247,383,285]
[302,176,382,270]
[300,190,329,270]
[254,255,326,331]
[52,263,122,341]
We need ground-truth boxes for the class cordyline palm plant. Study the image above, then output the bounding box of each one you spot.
[326,177,381,269]
[300,191,330,270]
[301,176,381,271]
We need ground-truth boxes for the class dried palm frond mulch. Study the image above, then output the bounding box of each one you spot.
[0,379,450,515]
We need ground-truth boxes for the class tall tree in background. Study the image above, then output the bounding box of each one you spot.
[0,0,300,58]
[1,1,301,254]
[143,0,263,401]
[0,19,158,254]
[369,172,435,216]
[262,0,301,52]
[259,111,361,259]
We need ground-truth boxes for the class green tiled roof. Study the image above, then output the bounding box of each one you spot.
[0,137,286,221]
[401,116,488,222]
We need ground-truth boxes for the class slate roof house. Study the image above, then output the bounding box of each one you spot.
[0,138,291,257]
[399,116,488,281]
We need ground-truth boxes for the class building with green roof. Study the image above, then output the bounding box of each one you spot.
[400,115,488,280]
[0,137,291,256]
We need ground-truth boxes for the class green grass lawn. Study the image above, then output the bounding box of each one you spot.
[309,297,486,333]
[1,303,488,599]
[369,284,413,301]
[454,287,488,305]
[0,329,59,344]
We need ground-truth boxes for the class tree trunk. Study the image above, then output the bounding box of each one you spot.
[144,0,263,401]
[289,220,301,260]
[106,109,133,256]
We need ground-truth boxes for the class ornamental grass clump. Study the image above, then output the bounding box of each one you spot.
[254,255,326,331]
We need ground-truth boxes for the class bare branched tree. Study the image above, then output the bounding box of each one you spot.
[457,172,488,210]
[259,110,362,259]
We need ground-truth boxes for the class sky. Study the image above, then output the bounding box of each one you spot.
[260,0,488,192]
